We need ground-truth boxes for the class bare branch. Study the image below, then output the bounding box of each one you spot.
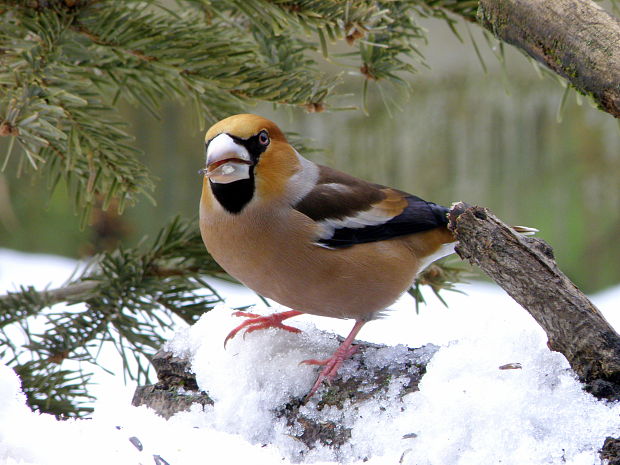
[448,202,620,400]
[477,0,620,118]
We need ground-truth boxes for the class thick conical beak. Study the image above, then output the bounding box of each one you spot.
[203,133,253,184]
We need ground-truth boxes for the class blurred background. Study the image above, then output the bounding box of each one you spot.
[1,16,619,294]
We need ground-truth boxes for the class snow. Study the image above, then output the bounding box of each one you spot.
[1,248,620,465]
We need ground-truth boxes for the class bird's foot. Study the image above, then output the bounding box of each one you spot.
[224,310,303,347]
[301,344,358,399]
[301,319,366,400]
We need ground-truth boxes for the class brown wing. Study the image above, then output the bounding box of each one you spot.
[293,165,449,248]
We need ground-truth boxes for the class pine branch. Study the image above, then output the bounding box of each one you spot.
[0,5,154,218]
[410,0,478,23]
[0,1,344,212]
[0,0,468,215]
[3,0,617,217]
[409,258,471,312]
[11,361,95,418]
[0,216,227,417]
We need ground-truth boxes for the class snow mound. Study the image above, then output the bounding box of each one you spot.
[1,248,620,465]
[165,305,440,462]
[162,304,620,464]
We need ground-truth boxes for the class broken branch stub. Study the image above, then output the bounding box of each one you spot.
[447,202,620,400]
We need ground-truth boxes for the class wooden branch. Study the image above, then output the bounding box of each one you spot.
[477,0,620,118]
[448,202,620,399]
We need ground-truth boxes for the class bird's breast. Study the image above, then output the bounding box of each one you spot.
[199,187,425,319]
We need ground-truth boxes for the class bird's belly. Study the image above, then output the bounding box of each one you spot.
[212,245,415,319]
[200,210,419,320]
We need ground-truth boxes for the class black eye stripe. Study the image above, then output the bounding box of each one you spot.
[223,132,268,162]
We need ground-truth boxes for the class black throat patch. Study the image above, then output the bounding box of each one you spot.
[210,174,255,214]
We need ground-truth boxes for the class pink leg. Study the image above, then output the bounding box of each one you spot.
[224,310,303,347]
[301,320,367,399]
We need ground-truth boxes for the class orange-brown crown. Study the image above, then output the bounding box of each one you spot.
[205,114,288,144]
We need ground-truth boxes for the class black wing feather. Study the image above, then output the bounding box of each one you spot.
[317,195,449,249]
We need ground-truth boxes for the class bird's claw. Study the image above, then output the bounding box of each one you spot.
[224,310,303,348]
[302,344,359,400]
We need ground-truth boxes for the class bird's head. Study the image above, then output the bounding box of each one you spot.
[202,114,306,213]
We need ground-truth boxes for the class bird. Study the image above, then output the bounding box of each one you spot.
[198,114,486,399]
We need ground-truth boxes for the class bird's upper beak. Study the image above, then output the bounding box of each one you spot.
[203,133,253,184]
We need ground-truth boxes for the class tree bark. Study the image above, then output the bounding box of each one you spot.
[476,0,620,118]
[601,437,620,465]
[447,202,620,399]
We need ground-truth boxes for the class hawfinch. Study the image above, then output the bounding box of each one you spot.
[199,114,457,399]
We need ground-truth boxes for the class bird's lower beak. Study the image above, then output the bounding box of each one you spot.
[204,157,253,184]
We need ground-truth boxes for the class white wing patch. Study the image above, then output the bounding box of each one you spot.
[320,183,353,194]
[315,203,397,245]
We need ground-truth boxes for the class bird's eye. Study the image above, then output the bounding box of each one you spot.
[258,131,270,146]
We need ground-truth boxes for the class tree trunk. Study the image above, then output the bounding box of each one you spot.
[447,202,620,399]
[477,0,620,118]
